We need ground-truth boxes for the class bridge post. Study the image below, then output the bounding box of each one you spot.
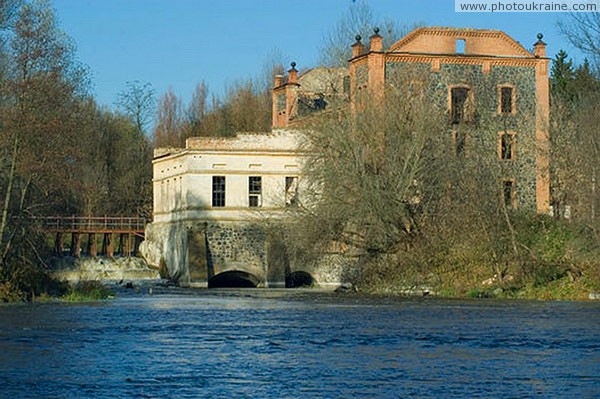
[87,233,97,257]
[54,232,63,256]
[102,233,114,258]
[124,233,132,257]
[133,235,142,256]
[70,233,81,258]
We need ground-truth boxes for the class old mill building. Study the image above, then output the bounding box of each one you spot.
[140,27,550,288]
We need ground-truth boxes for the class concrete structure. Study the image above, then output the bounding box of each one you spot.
[142,26,551,288]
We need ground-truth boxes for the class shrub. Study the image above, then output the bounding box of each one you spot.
[62,281,114,302]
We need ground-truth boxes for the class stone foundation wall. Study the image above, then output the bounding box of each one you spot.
[140,220,350,288]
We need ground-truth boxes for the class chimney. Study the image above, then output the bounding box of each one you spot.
[351,34,365,58]
[288,62,298,84]
[274,74,284,88]
[369,27,382,52]
[534,33,546,58]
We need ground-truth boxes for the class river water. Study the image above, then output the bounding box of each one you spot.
[0,287,598,398]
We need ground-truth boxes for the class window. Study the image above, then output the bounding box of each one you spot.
[450,86,471,124]
[343,76,350,94]
[249,176,262,207]
[212,176,225,207]
[498,85,515,114]
[285,176,298,206]
[499,131,515,160]
[456,39,466,54]
[502,179,516,209]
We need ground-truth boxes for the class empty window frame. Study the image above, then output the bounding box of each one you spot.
[502,179,517,209]
[499,131,516,160]
[450,86,471,124]
[212,176,226,207]
[498,85,515,114]
[249,176,262,207]
[456,39,466,54]
[285,176,298,206]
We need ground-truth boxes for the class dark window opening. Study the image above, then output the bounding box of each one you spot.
[343,76,350,93]
[503,180,516,208]
[212,176,225,207]
[501,87,513,113]
[451,87,470,124]
[285,176,298,206]
[249,176,262,207]
[501,133,514,160]
[313,97,327,110]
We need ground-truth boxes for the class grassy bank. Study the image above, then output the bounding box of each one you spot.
[0,270,114,303]
[356,215,600,301]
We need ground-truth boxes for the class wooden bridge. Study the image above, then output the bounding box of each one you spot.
[34,216,148,258]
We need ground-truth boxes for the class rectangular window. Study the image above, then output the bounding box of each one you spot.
[500,131,515,160]
[452,128,468,157]
[502,179,516,209]
[249,176,262,207]
[212,176,225,207]
[285,176,298,206]
[500,86,514,114]
[456,39,466,54]
[451,87,470,124]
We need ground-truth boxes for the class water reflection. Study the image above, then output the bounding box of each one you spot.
[0,290,599,398]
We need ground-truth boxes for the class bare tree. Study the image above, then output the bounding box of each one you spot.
[319,0,420,67]
[116,80,156,135]
[153,87,185,147]
[558,13,600,64]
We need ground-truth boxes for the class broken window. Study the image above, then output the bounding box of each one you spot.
[212,176,226,207]
[500,131,515,160]
[249,176,262,207]
[500,86,514,114]
[451,87,470,124]
[502,180,516,209]
[285,176,298,206]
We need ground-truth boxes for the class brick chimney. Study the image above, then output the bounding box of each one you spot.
[351,35,365,58]
[534,33,546,58]
[272,63,300,129]
[369,27,382,52]
[288,62,298,84]
[274,74,284,88]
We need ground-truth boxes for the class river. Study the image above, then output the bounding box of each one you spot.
[0,287,599,398]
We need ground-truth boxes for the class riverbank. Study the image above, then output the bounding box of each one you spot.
[356,262,600,301]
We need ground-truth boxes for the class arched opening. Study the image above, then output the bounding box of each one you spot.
[208,271,260,288]
[286,271,315,288]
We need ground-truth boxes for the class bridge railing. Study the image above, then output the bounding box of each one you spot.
[32,216,147,233]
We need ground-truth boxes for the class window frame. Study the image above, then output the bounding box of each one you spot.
[212,176,226,207]
[502,178,517,209]
[497,84,516,115]
[248,176,262,208]
[285,176,299,207]
[448,84,474,124]
[498,130,516,160]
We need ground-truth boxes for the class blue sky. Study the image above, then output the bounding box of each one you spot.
[52,0,583,109]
